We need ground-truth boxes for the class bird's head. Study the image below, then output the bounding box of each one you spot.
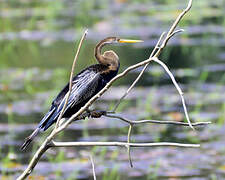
[95,37,143,71]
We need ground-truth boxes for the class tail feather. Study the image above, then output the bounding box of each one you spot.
[38,107,56,130]
[20,128,40,150]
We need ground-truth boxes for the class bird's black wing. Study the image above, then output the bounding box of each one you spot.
[39,68,102,130]
[57,69,101,113]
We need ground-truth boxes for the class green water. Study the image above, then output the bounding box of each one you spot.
[0,0,225,179]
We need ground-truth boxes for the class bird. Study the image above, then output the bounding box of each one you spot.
[21,37,143,150]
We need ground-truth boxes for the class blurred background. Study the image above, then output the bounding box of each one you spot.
[0,0,225,179]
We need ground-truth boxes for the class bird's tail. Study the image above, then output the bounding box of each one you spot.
[20,128,41,150]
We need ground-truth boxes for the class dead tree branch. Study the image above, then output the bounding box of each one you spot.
[55,29,88,128]
[112,32,166,112]
[113,0,194,130]
[105,114,211,127]
[89,154,96,180]
[49,141,200,148]
[18,0,205,179]
[17,30,88,180]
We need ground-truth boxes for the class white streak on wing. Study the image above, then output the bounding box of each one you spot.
[56,70,100,114]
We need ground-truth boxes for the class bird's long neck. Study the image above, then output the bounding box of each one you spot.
[94,38,120,72]
[94,39,108,65]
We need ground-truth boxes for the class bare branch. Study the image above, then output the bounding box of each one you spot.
[18,0,198,179]
[89,154,96,180]
[58,110,211,128]
[153,57,194,130]
[113,0,194,129]
[112,32,166,112]
[167,29,184,43]
[50,141,200,148]
[154,0,193,57]
[17,30,88,180]
[17,138,50,180]
[127,125,133,168]
[55,110,211,128]
[56,29,88,128]
[105,114,211,127]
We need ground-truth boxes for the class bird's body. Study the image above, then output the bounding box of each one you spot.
[39,64,119,131]
[21,37,142,150]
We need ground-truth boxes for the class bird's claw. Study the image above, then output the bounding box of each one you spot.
[90,110,106,118]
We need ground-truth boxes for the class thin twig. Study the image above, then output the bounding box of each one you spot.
[167,29,184,40]
[153,57,194,130]
[105,114,211,126]
[154,0,193,57]
[89,154,96,180]
[113,32,166,112]
[112,29,183,112]
[68,110,210,128]
[50,141,200,148]
[127,125,133,168]
[58,110,210,127]
[56,29,88,128]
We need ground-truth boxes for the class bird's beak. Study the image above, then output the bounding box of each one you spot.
[118,39,144,43]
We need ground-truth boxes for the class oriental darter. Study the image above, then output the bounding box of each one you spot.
[21,37,143,150]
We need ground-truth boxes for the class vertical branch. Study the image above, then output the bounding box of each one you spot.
[89,154,96,180]
[56,29,88,128]
[127,125,133,167]
[17,30,88,180]
[154,0,193,57]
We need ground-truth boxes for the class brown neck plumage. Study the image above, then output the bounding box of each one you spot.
[94,37,119,72]
[94,38,109,65]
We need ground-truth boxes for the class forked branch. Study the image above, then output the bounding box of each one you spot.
[18,0,205,179]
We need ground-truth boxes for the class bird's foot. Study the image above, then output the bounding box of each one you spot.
[90,110,106,118]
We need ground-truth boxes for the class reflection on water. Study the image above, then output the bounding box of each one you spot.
[0,0,225,179]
